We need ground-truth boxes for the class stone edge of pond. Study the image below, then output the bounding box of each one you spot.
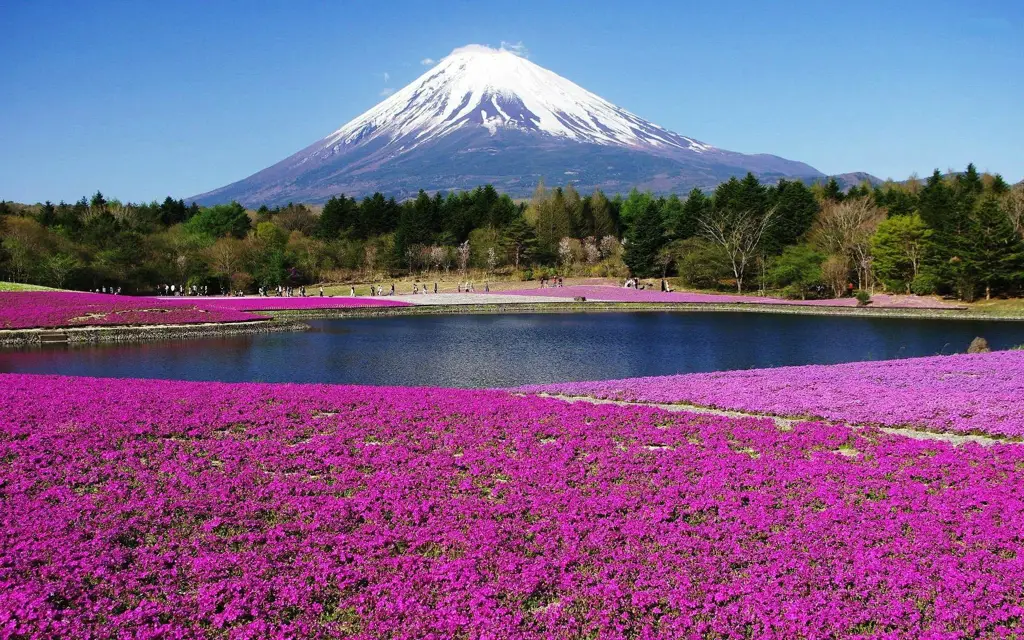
[0,319,308,348]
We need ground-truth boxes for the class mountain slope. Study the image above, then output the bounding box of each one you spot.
[193,45,826,206]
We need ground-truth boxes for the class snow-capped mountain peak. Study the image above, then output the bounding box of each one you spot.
[320,44,714,155]
[191,44,825,206]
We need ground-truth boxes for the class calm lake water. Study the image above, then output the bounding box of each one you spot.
[2,312,1024,387]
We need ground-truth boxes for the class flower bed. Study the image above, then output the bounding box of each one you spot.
[521,351,1024,437]
[0,292,264,329]
[0,293,413,330]
[188,296,413,311]
[492,285,964,309]
[3,374,1024,637]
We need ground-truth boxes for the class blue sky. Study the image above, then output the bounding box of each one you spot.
[1,0,1021,204]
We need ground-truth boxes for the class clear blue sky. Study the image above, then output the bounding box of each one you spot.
[1,0,1021,204]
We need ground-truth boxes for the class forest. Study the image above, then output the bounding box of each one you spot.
[1,164,1022,302]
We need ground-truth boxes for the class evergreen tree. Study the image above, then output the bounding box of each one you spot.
[822,177,845,202]
[315,195,355,240]
[37,201,56,227]
[393,190,435,265]
[660,194,686,240]
[677,188,709,240]
[619,188,653,233]
[735,173,768,217]
[623,198,665,277]
[502,215,537,270]
[766,179,818,253]
[587,189,616,238]
[960,195,1023,300]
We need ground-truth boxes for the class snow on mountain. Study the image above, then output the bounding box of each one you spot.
[319,44,713,155]
[192,44,824,206]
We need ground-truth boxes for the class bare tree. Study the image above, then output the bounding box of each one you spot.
[698,207,777,293]
[206,238,246,291]
[457,240,471,275]
[486,247,498,274]
[821,255,850,298]
[599,235,621,260]
[429,245,445,273]
[583,237,600,265]
[557,237,575,271]
[363,244,378,277]
[810,197,885,292]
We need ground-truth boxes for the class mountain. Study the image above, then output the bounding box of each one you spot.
[192,44,827,206]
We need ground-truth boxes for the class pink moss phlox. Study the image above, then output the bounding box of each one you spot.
[2,373,1024,637]
[0,292,411,330]
[520,351,1024,437]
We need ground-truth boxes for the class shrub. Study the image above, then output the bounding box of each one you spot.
[910,272,943,296]
[855,290,872,306]
[968,337,991,354]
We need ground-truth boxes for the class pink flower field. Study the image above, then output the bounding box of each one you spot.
[0,292,265,329]
[182,296,413,312]
[520,351,1024,438]
[4,374,1024,638]
[0,292,412,330]
[492,285,965,309]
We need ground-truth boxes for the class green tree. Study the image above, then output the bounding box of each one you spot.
[623,198,665,277]
[870,214,932,293]
[618,188,653,233]
[502,216,537,270]
[821,177,845,202]
[766,179,818,253]
[959,195,1023,300]
[586,189,616,238]
[766,244,824,299]
[185,202,251,239]
[316,195,355,240]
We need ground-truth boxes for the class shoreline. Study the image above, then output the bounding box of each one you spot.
[2,299,1023,349]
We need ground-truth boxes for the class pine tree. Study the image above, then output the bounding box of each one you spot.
[316,195,354,240]
[766,179,818,253]
[502,216,537,270]
[677,188,709,240]
[822,177,845,202]
[960,195,1024,300]
[587,189,616,238]
[623,198,665,277]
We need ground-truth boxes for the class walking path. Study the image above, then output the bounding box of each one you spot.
[391,292,577,305]
[535,393,1011,447]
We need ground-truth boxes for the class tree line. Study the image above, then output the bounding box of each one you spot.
[1,164,1021,301]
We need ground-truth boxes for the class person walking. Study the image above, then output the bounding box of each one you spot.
[350,286,356,297]
[434,282,438,294]
[319,285,324,297]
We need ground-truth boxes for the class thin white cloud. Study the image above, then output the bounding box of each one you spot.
[383,71,390,83]
[420,57,435,66]
[379,88,394,97]
[500,41,529,58]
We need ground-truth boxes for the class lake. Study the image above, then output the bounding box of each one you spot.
[2,311,1023,387]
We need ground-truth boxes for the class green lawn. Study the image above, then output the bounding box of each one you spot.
[0,281,61,292]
